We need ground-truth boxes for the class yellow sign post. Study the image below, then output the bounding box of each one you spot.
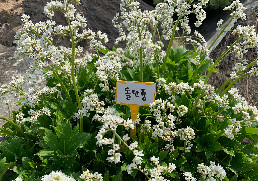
[115,80,156,138]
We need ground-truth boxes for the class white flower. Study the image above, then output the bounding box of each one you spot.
[216,19,224,31]
[80,169,103,181]
[123,134,130,141]
[41,171,75,181]
[183,172,196,181]
[13,178,23,181]
[177,105,188,117]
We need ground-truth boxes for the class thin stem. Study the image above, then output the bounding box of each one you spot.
[67,18,83,132]
[137,24,143,82]
[208,17,234,50]
[205,36,242,84]
[52,70,73,104]
[220,72,250,97]
[192,91,204,113]
[216,60,257,94]
[165,17,181,60]
[0,116,29,139]
[156,54,160,79]
[112,130,130,148]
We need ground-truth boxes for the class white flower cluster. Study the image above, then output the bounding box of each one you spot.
[15,0,108,76]
[23,86,57,108]
[15,112,26,125]
[41,170,75,181]
[126,143,145,174]
[93,107,144,175]
[74,89,104,119]
[177,105,188,117]
[94,108,134,164]
[224,118,242,139]
[27,107,51,122]
[113,0,164,66]
[197,161,226,180]
[0,74,24,97]
[165,82,194,95]
[216,19,224,31]
[80,169,103,181]
[149,98,195,152]
[156,78,167,93]
[193,3,206,27]
[183,172,196,181]
[155,0,207,40]
[177,126,195,152]
[193,81,229,110]
[150,98,176,139]
[145,156,176,181]
[224,0,246,20]
[95,48,133,91]
[228,88,258,128]
[232,24,257,56]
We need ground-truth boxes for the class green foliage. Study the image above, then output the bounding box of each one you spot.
[208,0,234,10]
[0,0,257,180]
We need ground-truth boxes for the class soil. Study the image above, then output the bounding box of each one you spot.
[209,6,258,105]
[0,0,257,126]
[0,0,154,125]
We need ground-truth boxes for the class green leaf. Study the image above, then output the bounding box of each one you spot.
[0,137,23,162]
[230,175,237,181]
[195,134,223,158]
[159,151,168,161]
[127,67,135,80]
[198,63,209,75]
[245,127,258,135]
[104,170,110,181]
[42,121,90,156]
[22,157,32,169]
[0,157,7,180]
[112,171,122,181]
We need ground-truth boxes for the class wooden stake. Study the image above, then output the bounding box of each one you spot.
[130,105,140,138]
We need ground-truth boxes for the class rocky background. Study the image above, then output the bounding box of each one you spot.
[0,0,257,126]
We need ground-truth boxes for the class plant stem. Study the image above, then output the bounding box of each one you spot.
[156,54,160,79]
[208,17,233,51]
[52,70,73,105]
[192,91,203,113]
[216,60,257,94]
[67,18,83,132]
[112,130,130,148]
[137,24,144,82]
[0,116,29,139]
[220,72,250,97]
[205,36,242,84]
[165,17,181,60]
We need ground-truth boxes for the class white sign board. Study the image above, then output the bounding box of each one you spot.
[115,80,156,106]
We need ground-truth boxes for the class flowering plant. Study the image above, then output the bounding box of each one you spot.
[0,0,257,180]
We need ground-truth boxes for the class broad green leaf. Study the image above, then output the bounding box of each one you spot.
[159,151,168,161]
[0,137,23,162]
[245,127,258,135]
[198,63,209,75]
[0,157,7,180]
[112,171,122,181]
[43,121,90,156]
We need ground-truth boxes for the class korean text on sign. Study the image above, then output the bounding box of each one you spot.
[115,80,156,106]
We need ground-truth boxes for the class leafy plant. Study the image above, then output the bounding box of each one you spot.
[0,0,257,180]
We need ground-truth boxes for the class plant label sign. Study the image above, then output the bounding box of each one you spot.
[115,80,156,106]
